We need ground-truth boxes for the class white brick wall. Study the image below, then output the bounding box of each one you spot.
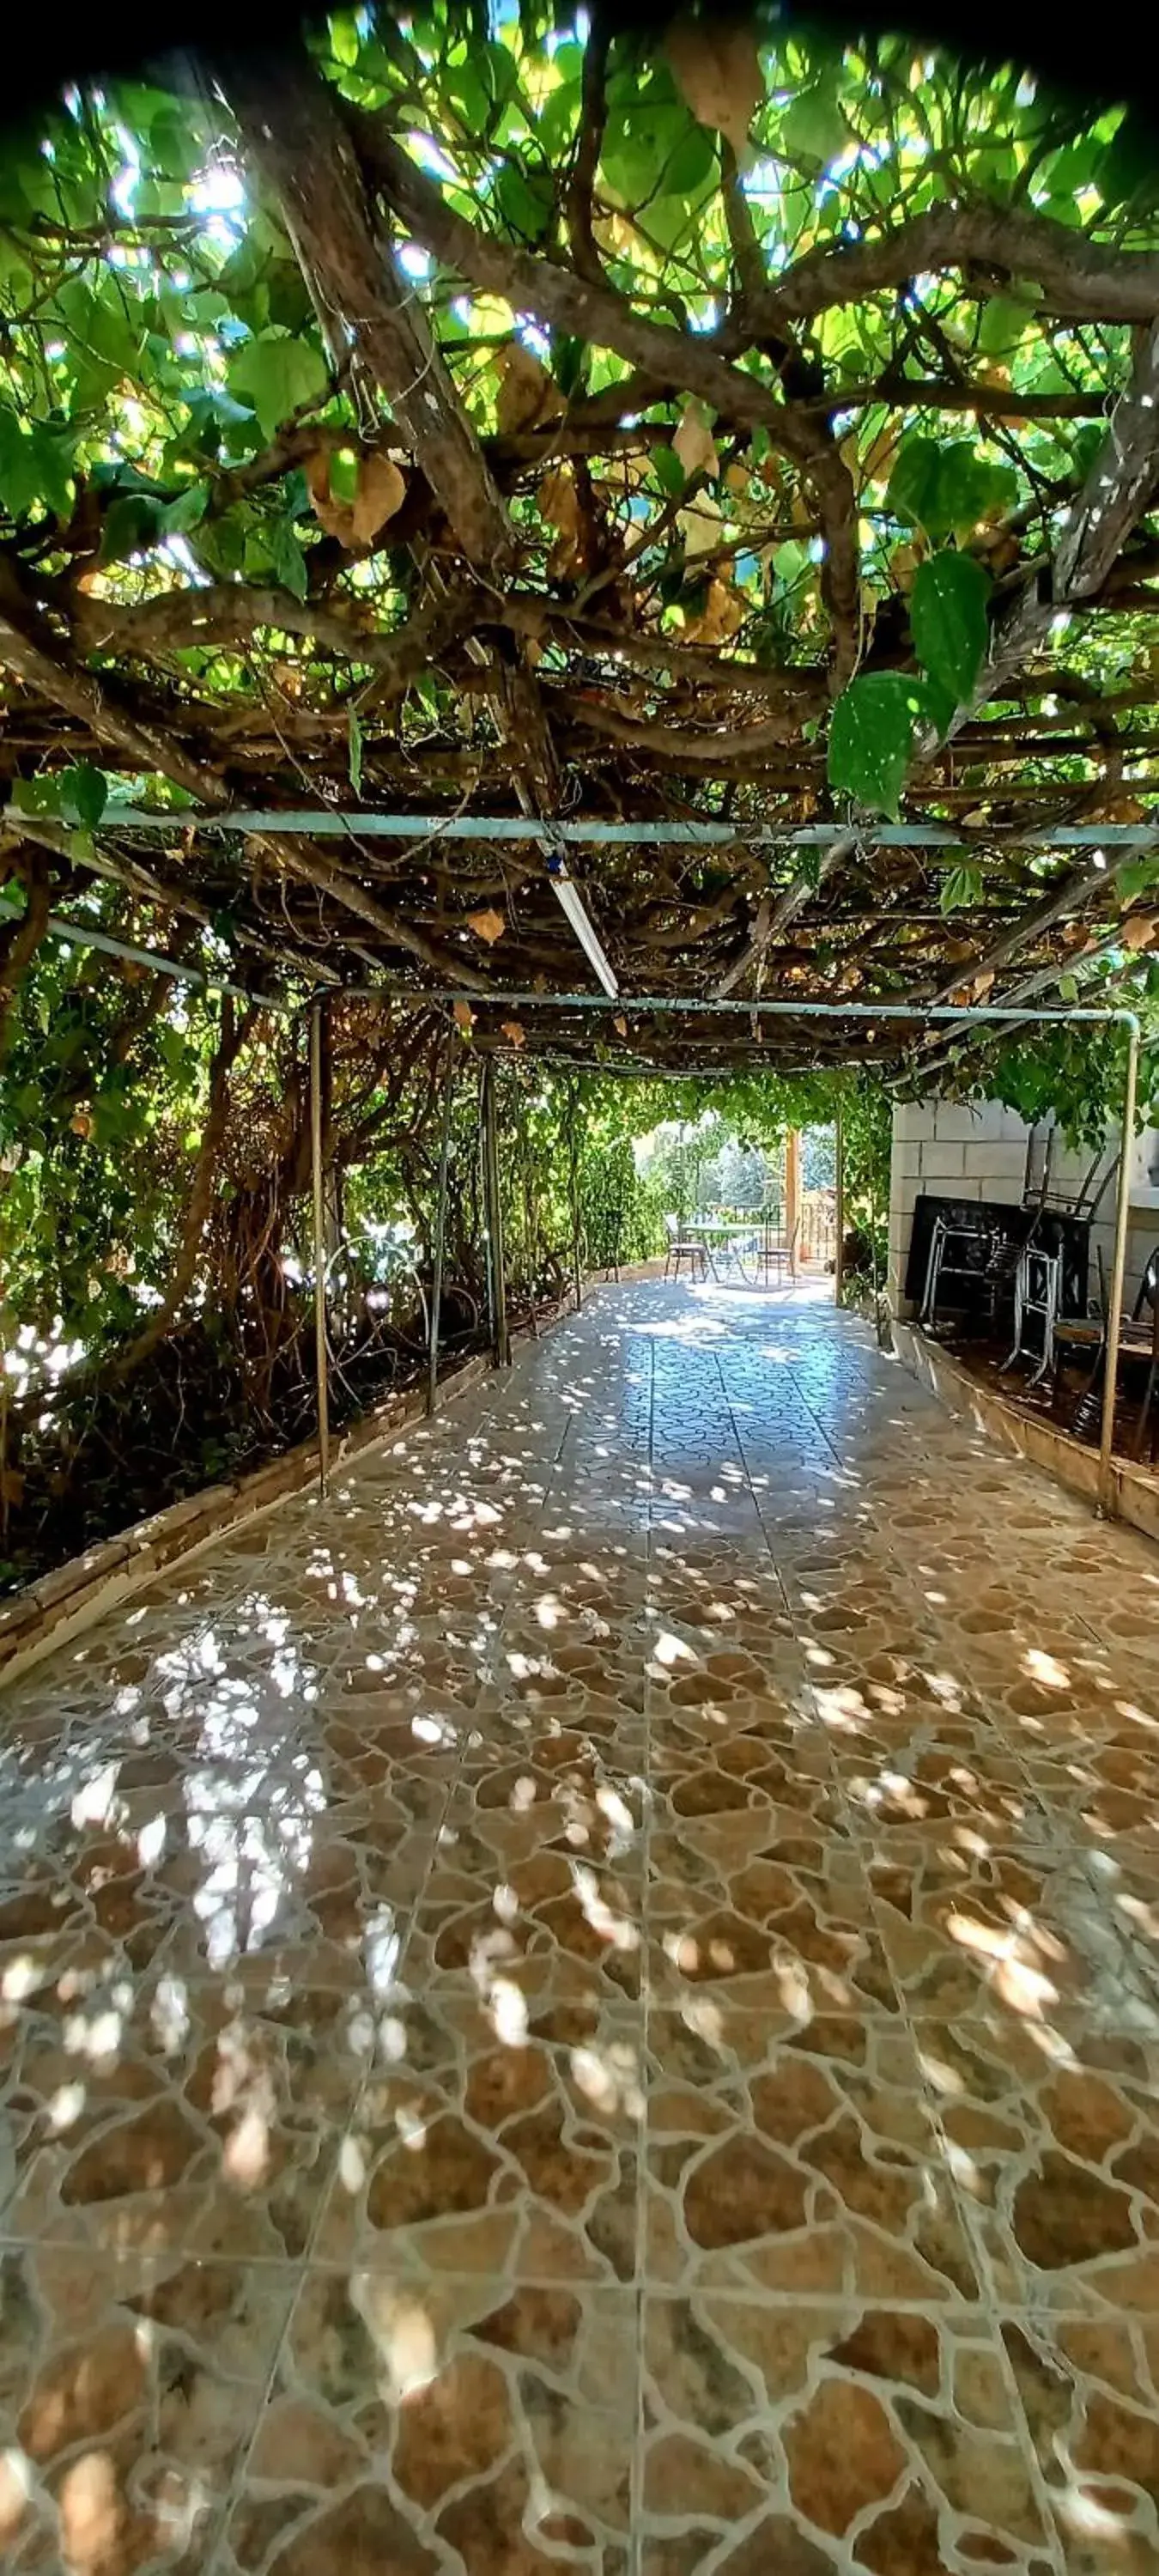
[888,1099,1159,1321]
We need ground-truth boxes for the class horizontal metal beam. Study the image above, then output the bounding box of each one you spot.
[340,984,1138,1029]
[0,891,291,1010]
[0,891,1137,1041]
[22,807,1159,853]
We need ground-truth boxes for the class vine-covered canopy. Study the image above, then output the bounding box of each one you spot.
[3,3,1159,1072]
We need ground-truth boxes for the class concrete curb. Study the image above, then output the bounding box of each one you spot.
[889,1315,1159,1547]
[0,1258,668,1690]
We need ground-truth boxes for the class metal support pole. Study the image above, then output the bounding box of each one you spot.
[309,999,331,1497]
[834,1107,845,1308]
[481,1057,509,1366]
[567,1092,584,1313]
[1098,1019,1140,1516]
[428,1042,456,1415]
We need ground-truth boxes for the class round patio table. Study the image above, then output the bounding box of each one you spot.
[681,1217,794,1285]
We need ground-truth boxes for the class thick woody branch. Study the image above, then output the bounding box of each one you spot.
[356,116,859,677]
[0,610,488,989]
[212,46,513,574]
[744,204,1159,332]
[567,14,611,289]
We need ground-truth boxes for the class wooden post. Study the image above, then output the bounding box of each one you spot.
[1098,1020,1140,1516]
[785,1127,802,1275]
[481,1056,509,1366]
[428,1040,455,1414]
[310,999,331,1496]
[834,1107,845,1306]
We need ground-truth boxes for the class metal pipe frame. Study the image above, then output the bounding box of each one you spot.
[310,999,331,1498]
[345,992,1138,1026]
[1099,1020,1141,1516]
[42,808,1159,853]
[480,1057,509,1368]
[428,1042,456,1415]
[0,858,1144,1518]
[0,889,290,1010]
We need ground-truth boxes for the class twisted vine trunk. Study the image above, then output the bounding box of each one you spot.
[113,996,258,1379]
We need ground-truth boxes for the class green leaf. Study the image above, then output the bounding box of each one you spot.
[887,435,1016,541]
[1118,860,1159,902]
[1070,423,1105,483]
[884,434,941,533]
[828,671,925,818]
[940,862,984,914]
[329,9,362,69]
[267,515,309,601]
[0,410,72,523]
[1096,108,1159,211]
[780,78,850,168]
[58,766,107,831]
[0,406,43,519]
[495,162,554,243]
[910,551,991,705]
[160,479,209,537]
[100,493,165,564]
[652,443,686,499]
[977,293,1036,357]
[937,444,1017,538]
[226,331,329,442]
[348,705,363,799]
[10,776,64,819]
[917,671,959,739]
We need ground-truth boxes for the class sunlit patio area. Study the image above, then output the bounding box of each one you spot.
[3,1273,1159,2572]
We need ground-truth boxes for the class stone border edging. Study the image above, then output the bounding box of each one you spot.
[889,1315,1159,1546]
[0,1257,667,1689]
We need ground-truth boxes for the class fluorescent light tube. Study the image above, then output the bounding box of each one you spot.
[546,858,619,997]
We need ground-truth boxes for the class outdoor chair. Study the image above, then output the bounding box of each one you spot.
[920,1210,1004,1333]
[664,1214,707,1282]
[1054,1245,1159,1457]
[753,1213,800,1286]
[1002,1126,1119,1382]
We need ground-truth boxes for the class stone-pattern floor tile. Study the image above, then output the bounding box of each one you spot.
[313,1990,642,2284]
[1004,2312,1159,2572]
[641,2294,1056,2573]
[644,2007,979,2302]
[215,2272,634,2575]
[916,2008,1159,2312]
[9,1274,1159,2569]
[2,1973,373,2261]
[0,2242,295,2571]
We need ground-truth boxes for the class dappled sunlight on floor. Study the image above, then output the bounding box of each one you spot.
[3,1276,1159,2568]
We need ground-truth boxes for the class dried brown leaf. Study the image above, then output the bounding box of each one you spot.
[664,16,764,159]
[496,343,564,436]
[467,908,507,945]
[537,464,586,577]
[677,490,723,561]
[306,447,405,548]
[305,447,353,543]
[350,452,406,545]
[683,577,745,646]
[673,399,719,483]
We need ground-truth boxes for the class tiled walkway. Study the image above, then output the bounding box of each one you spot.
[3,1279,1159,2573]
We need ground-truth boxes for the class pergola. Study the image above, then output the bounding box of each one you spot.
[1,13,1156,1529]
